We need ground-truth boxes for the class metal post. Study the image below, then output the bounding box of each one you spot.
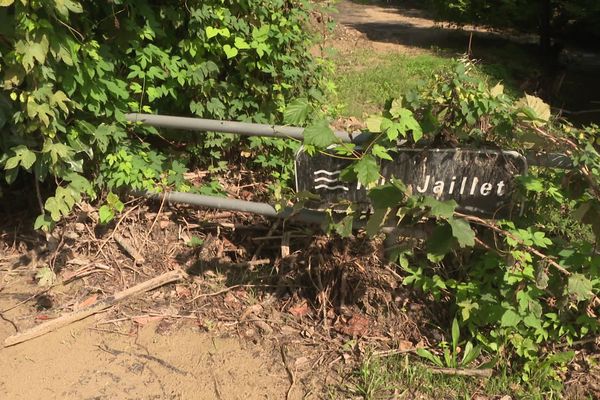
[142,191,327,225]
[125,113,371,144]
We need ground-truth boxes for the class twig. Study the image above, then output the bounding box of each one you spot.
[228,259,271,269]
[372,348,415,357]
[280,344,296,400]
[94,203,141,257]
[3,268,186,347]
[429,367,493,378]
[114,233,145,264]
[252,220,280,260]
[186,284,271,303]
[145,190,167,244]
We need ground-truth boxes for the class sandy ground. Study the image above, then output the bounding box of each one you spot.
[0,278,293,400]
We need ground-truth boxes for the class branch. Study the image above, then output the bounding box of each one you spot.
[3,269,186,347]
[455,212,571,276]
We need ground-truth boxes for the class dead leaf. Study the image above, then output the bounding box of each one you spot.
[288,301,310,317]
[398,339,413,351]
[241,304,262,320]
[75,294,98,310]
[175,285,191,299]
[159,219,170,229]
[338,314,370,337]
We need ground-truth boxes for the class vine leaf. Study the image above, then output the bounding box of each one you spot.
[448,217,475,248]
[500,309,521,327]
[517,94,551,123]
[334,215,354,238]
[354,155,379,186]
[366,208,388,237]
[223,44,238,59]
[396,108,423,142]
[4,145,36,170]
[365,116,383,133]
[568,273,593,301]
[368,184,405,208]
[303,120,336,148]
[427,223,454,262]
[423,197,456,219]
[284,98,311,125]
[372,144,393,160]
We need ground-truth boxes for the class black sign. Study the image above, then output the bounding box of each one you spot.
[295,148,527,218]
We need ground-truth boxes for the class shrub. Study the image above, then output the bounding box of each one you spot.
[0,0,326,228]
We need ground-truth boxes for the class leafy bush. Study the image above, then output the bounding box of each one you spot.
[0,0,326,227]
[303,59,600,380]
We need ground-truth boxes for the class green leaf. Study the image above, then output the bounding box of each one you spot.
[365,116,383,133]
[568,273,593,301]
[303,120,337,148]
[366,208,389,237]
[334,215,354,238]
[98,205,114,224]
[34,214,55,232]
[519,175,544,192]
[35,266,56,287]
[354,155,379,186]
[422,197,456,219]
[416,348,443,367]
[427,223,454,262]
[371,144,393,161]
[205,26,219,39]
[55,0,83,16]
[461,342,481,366]
[223,44,238,59]
[490,83,504,97]
[0,0,14,6]
[396,108,422,142]
[500,309,521,327]
[50,90,70,114]
[447,217,475,248]
[368,184,405,209]
[234,37,251,50]
[4,145,37,170]
[451,318,460,352]
[16,36,49,71]
[284,98,311,125]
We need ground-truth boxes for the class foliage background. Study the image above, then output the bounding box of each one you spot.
[0,0,327,228]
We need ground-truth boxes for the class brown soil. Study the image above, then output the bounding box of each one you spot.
[0,165,431,399]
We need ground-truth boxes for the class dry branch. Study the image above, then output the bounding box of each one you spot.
[114,233,145,264]
[3,268,186,347]
[430,367,493,378]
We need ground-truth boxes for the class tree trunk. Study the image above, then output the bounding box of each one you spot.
[539,0,552,54]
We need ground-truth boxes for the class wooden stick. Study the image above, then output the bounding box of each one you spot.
[430,367,493,378]
[3,269,186,347]
[114,233,145,264]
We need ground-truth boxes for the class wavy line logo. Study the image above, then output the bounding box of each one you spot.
[313,170,348,191]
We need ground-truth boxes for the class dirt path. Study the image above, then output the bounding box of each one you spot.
[332,0,534,54]
[331,0,600,123]
[0,278,293,400]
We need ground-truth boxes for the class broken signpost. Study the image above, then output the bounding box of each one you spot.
[295,148,527,218]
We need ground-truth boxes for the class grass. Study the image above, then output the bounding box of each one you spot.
[329,49,453,117]
[327,42,543,119]
[342,353,568,400]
